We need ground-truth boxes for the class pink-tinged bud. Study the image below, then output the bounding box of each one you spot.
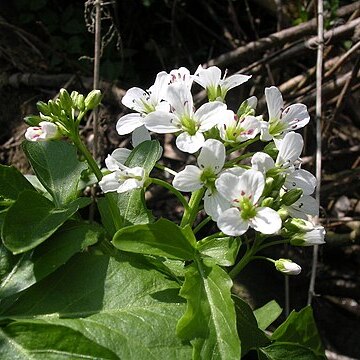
[275,258,302,275]
[25,121,59,142]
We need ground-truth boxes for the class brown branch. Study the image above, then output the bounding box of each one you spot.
[206,1,360,68]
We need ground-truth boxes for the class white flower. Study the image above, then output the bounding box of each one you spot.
[145,83,232,153]
[193,65,251,101]
[215,169,282,236]
[173,139,229,220]
[251,132,317,196]
[261,86,310,140]
[219,114,261,144]
[275,259,302,275]
[25,121,59,142]
[116,71,170,136]
[99,149,146,194]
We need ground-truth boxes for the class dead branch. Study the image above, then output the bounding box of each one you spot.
[206,1,360,68]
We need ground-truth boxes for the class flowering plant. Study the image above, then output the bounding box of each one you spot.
[0,66,326,359]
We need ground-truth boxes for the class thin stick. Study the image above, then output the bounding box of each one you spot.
[93,0,102,160]
[308,0,324,306]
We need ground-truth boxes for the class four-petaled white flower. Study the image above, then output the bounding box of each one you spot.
[173,139,231,220]
[116,71,170,136]
[261,86,310,140]
[25,121,59,142]
[193,65,251,101]
[251,132,317,195]
[215,169,282,236]
[99,149,146,194]
[145,83,232,153]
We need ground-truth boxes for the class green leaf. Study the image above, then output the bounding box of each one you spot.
[258,342,321,360]
[0,221,103,299]
[0,324,118,359]
[0,165,35,200]
[197,236,241,266]
[113,218,196,260]
[1,252,192,359]
[116,140,162,226]
[233,296,270,356]
[2,191,91,254]
[23,140,87,207]
[270,306,326,358]
[254,300,283,331]
[176,260,241,360]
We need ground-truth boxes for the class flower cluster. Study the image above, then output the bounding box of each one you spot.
[113,65,325,273]
[23,65,326,275]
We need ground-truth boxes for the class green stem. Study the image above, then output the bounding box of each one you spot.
[226,136,259,155]
[72,135,122,230]
[193,216,212,234]
[150,178,190,212]
[224,152,255,167]
[180,188,205,228]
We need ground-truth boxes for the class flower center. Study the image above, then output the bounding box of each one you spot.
[233,195,257,220]
[180,116,198,136]
[200,168,217,191]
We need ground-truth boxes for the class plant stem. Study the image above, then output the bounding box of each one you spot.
[193,216,212,234]
[72,135,122,230]
[155,163,178,176]
[226,136,259,155]
[150,178,190,212]
[180,188,205,228]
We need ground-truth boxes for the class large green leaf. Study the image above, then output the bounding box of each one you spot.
[23,140,87,207]
[1,252,192,359]
[0,165,35,200]
[269,306,326,358]
[113,218,196,260]
[254,300,283,331]
[116,140,162,226]
[0,324,118,360]
[0,221,103,299]
[232,296,270,356]
[2,191,91,254]
[197,236,241,266]
[176,259,241,360]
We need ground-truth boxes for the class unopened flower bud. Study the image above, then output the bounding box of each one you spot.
[25,121,59,142]
[59,88,73,113]
[275,259,301,275]
[71,91,85,111]
[278,207,289,221]
[284,218,314,232]
[290,225,326,246]
[24,115,42,126]
[237,96,257,118]
[85,89,102,110]
[281,188,303,206]
[261,197,274,208]
[36,101,52,116]
[48,100,61,117]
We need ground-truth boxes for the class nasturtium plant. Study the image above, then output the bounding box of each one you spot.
[0,65,326,359]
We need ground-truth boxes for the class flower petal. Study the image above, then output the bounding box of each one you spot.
[176,131,204,153]
[285,169,317,195]
[197,139,225,174]
[116,113,144,135]
[265,86,283,121]
[145,111,180,133]
[99,172,120,193]
[203,189,231,220]
[251,152,275,174]
[250,207,282,234]
[121,87,148,112]
[172,165,203,192]
[117,178,142,193]
[166,83,193,117]
[276,132,304,166]
[215,172,243,202]
[281,104,310,131]
[221,74,251,91]
[193,65,221,89]
[239,169,265,204]
[196,102,228,131]
[288,195,319,218]
[148,71,170,104]
[217,208,249,236]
